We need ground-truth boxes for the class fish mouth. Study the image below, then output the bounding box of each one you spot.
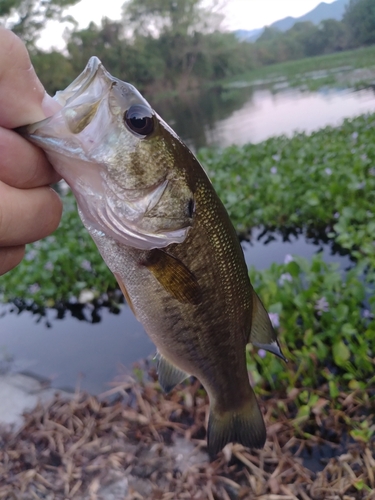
[54,56,104,108]
[21,57,113,140]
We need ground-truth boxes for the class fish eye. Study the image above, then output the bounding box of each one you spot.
[124,104,155,136]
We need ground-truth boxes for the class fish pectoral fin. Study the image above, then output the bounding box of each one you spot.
[155,352,190,393]
[114,273,138,318]
[142,249,202,305]
[207,387,266,458]
[249,289,287,362]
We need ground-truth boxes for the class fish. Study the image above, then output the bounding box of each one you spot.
[18,57,286,457]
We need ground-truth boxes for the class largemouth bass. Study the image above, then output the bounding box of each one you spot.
[19,57,286,456]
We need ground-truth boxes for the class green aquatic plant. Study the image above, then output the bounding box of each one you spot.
[247,254,375,394]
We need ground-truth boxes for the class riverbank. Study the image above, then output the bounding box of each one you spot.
[0,368,374,499]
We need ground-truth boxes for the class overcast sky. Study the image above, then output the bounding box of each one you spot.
[38,0,338,50]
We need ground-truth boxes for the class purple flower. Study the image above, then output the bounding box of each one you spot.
[29,284,40,294]
[25,250,37,261]
[270,166,278,174]
[81,260,92,271]
[269,312,280,328]
[44,262,54,271]
[279,273,293,285]
[315,297,329,315]
[334,212,340,219]
[363,309,373,319]
[258,349,266,358]
[325,168,332,176]
[284,254,293,264]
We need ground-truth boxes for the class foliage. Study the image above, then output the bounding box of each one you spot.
[122,0,222,37]
[6,0,374,97]
[31,50,76,95]
[199,114,375,268]
[343,0,375,47]
[247,255,374,396]
[0,0,80,49]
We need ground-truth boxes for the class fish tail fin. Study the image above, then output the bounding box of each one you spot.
[207,389,266,458]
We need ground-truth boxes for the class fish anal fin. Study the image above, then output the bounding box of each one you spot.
[207,388,266,458]
[156,352,190,393]
[114,273,137,318]
[142,249,202,305]
[249,289,287,362]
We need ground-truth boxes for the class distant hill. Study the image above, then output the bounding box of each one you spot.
[271,0,350,32]
[235,0,350,42]
[235,28,264,42]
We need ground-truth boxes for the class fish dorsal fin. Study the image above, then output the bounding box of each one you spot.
[249,289,287,362]
[155,351,190,393]
[142,249,202,305]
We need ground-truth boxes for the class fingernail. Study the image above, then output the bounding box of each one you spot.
[41,92,62,117]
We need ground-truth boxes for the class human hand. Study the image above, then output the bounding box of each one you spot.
[0,28,62,276]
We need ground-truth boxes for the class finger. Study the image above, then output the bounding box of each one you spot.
[0,127,61,188]
[0,245,25,276]
[0,28,59,128]
[0,181,62,246]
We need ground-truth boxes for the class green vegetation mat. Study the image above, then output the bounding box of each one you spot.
[225,45,375,91]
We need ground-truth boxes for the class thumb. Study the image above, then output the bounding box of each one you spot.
[0,28,60,129]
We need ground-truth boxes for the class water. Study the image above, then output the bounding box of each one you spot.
[0,78,366,393]
[0,229,352,394]
[154,85,375,150]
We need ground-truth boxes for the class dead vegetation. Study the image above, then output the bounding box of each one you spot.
[0,374,374,500]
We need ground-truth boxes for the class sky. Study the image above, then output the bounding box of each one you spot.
[38,0,338,50]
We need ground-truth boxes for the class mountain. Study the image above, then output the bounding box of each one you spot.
[235,0,350,42]
[235,28,264,42]
[271,0,350,32]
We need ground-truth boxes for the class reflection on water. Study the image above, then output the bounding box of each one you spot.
[154,85,375,150]
[0,229,352,394]
[0,302,154,394]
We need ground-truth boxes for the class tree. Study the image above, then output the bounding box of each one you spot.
[0,0,81,49]
[122,0,222,38]
[343,0,375,46]
[31,50,76,95]
[121,0,224,88]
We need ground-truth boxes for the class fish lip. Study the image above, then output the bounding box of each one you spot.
[55,56,110,107]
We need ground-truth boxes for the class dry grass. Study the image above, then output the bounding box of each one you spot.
[0,375,374,499]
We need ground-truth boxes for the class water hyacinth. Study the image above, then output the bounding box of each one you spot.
[28,284,40,294]
[284,254,294,264]
[25,250,37,262]
[279,273,293,285]
[314,296,329,315]
[81,260,93,272]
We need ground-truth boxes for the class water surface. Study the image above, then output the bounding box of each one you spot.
[155,85,375,150]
